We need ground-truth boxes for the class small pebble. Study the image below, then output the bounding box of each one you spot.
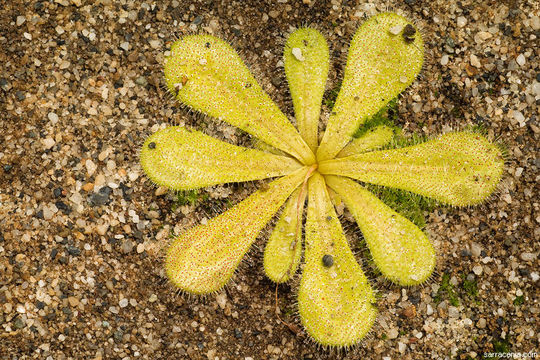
[42,138,56,150]
[520,252,536,262]
[448,306,460,318]
[216,293,227,309]
[322,254,333,267]
[16,16,26,26]
[477,318,487,329]
[470,54,481,68]
[85,159,97,177]
[47,112,59,123]
[291,47,304,61]
[389,25,402,35]
[516,54,526,66]
[440,54,449,66]
[122,239,134,254]
[472,265,483,275]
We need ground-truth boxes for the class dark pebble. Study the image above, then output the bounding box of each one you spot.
[234,328,243,339]
[15,91,25,101]
[66,245,81,256]
[88,186,112,206]
[322,254,334,267]
[50,248,58,260]
[62,307,72,316]
[55,201,71,214]
[192,16,202,25]
[461,249,472,257]
[518,268,530,276]
[53,188,63,198]
[3,164,13,173]
[114,329,124,342]
[271,76,281,87]
[36,301,46,310]
[13,317,25,329]
[100,186,113,196]
[409,294,420,305]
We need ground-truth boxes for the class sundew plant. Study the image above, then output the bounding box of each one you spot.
[140,13,504,347]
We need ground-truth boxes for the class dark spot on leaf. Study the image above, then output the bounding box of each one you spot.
[322,254,334,267]
[403,24,416,43]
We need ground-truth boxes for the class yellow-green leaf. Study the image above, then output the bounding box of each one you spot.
[164,34,315,165]
[325,175,435,286]
[317,13,423,161]
[263,188,306,283]
[298,172,377,347]
[337,125,394,157]
[140,126,302,190]
[284,28,329,152]
[319,132,504,206]
[166,167,309,294]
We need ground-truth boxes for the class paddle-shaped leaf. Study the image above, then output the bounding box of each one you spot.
[298,173,377,347]
[140,126,301,190]
[337,125,394,157]
[166,167,308,294]
[164,34,315,164]
[319,132,504,206]
[284,28,329,152]
[263,188,307,283]
[317,13,424,161]
[325,175,435,285]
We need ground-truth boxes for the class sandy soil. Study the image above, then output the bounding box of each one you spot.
[1,0,538,359]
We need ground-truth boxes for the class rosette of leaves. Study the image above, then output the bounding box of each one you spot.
[140,13,504,347]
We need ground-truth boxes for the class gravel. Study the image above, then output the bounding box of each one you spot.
[0,0,538,358]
